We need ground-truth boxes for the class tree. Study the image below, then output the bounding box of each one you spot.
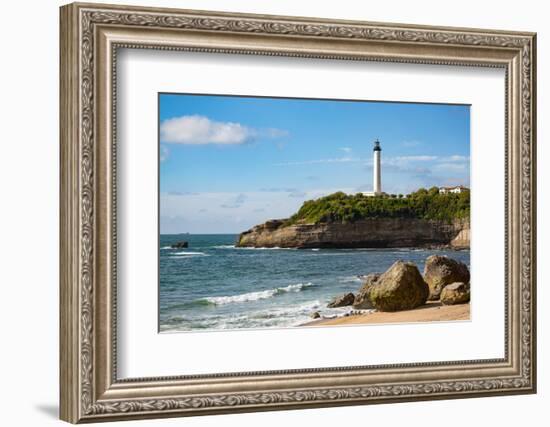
[428,186,440,196]
[285,188,470,225]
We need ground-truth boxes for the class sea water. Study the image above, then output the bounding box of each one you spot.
[159,234,470,332]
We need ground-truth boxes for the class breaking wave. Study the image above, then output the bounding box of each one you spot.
[204,282,313,305]
[170,251,208,258]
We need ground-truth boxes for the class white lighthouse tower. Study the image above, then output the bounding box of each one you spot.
[373,139,382,195]
[362,139,383,197]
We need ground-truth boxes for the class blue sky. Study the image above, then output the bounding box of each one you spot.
[159,93,470,234]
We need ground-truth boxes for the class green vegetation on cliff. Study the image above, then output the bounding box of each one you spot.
[285,187,470,225]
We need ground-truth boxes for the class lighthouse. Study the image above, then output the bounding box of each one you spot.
[362,139,383,197]
[373,139,382,195]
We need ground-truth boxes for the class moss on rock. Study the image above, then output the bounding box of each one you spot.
[369,261,429,312]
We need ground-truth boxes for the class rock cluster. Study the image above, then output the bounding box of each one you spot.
[323,255,470,315]
[423,255,470,300]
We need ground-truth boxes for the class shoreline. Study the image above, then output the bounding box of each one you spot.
[236,243,470,250]
[302,301,470,327]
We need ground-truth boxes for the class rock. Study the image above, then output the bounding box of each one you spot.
[369,261,429,312]
[171,241,188,249]
[451,227,470,249]
[440,282,470,305]
[352,273,381,309]
[236,218,470,249]
[327,292,355,308]
[310,311,321,319]
[423,255,470,300]
[263,219,285,230]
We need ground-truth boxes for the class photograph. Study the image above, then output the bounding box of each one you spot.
[158,94,471,332]
[56,2,536,422]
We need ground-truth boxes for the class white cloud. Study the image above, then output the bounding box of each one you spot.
[160,115,253,145]
[259,187,297,193]
[277,155,443,168]
[362,153,469,184]
[440,155,469,162]
[160,115,288,145]
[220,193,248,209]
[160,188,353,233]
[392,155,438,162]
[339,147,352,153]
[167,191,199,196]
[434,162,468,171]
[275,153,470,167]
[275,157,360,166]
[277,154,459,170]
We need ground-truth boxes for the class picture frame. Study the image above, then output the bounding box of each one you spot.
[59,2,537,423]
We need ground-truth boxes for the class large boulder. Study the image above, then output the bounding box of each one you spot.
[327,292,355,308]
[440,282,470,305]
[423,255,470,300]
[369,261,429,312]
[353,273,381,309]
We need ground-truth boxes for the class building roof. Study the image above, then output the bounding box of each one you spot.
[439,185,469,190]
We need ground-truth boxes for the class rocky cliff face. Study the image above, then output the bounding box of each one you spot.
[450,226,470,249]
[236,218,469,249]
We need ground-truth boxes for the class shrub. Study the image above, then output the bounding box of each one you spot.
[285,188,470,225]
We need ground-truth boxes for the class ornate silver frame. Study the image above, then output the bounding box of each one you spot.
[60,2,537,423]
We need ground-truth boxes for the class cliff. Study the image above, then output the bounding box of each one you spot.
[236,218,469,249]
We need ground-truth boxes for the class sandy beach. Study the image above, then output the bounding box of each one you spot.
[303,301,470,327]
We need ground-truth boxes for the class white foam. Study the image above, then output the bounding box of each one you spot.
[339,275,362,283]
[160,298,369,332]
[172,251,206,256]
[205,282,313,305]
[210,300,323,329]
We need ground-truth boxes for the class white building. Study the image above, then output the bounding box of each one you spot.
[439,185,468,194]
[363,139,383,197]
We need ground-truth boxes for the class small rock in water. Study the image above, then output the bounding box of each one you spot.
[310,311,321,319]
[171,241,189,249]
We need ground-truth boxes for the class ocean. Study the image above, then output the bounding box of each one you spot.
[159,234,470,332]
